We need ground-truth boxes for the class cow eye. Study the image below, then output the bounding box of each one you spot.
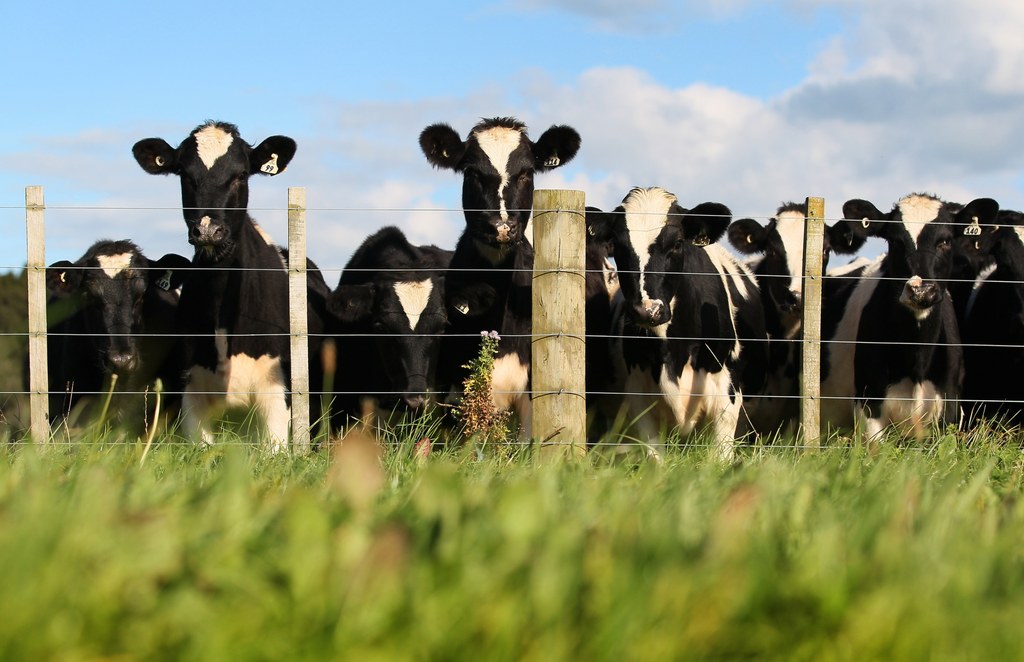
[937,237,951,251]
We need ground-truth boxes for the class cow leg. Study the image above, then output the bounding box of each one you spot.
[255,390,291,453]
[181,366,223,446]
[710,389,742,463]
[181,391,218,447]
[624,367,669,461]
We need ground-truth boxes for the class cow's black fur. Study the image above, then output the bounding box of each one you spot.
[327,226,451,424]
[727,203,865,435]
[587,187,768,459]
[821,193,999,438]
[957,210,1024,427]
[419,117,580,432]
[43,239,189,427]
[133,121,330,450]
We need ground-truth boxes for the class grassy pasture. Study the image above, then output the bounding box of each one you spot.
[1,428,1024,661]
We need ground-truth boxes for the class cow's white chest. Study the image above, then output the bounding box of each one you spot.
[659,363,735,436]
[490,353,529,412]
[861,378,945,440]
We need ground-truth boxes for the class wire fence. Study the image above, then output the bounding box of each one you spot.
[3,187,1021,451]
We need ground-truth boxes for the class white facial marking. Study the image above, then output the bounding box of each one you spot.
[475,126,524,221]
[394,279,433,330]
[97,253,133,278]
[775,210,807,296]
[622,187,676,300]
[194,125,234,170]
[898,194,943,244]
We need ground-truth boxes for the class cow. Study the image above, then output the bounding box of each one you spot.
[326,225,451,426]
[43,239,190,428]
[726,203,866,435]
[418,116,581,437]
[956,209,1024,427]
[587,187,768,460]
[820,192,999,440]
[132,121,332,451]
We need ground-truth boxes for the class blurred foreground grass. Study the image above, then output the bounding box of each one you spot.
[1,433,1023,660]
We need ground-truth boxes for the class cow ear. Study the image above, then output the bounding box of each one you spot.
[448,282,497,318]
[533,125,581,171]
[132,138,178,175]
[727,218,767,254]
[681,202,731,246]
[842,199,885,234]
[148,253,192,292]
[827,221,868,255]
[250,135,297,176]
[328,284,375,323]
[419,123,466,171]
[585,206,612,246]
[46,260,81,295]
[954,198,1000,235]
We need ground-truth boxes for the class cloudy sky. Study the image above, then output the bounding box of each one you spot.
[3,0,1023,278]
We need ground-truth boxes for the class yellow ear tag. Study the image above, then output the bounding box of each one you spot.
[261,153,280,175]
[964,216,981,236]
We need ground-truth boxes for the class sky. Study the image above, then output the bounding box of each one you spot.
[3,0,1024,280]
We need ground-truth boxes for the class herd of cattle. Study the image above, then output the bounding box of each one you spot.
[39,118,1024,456]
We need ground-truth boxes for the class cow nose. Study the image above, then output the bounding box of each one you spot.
[778,290,802,315]
[403,394,426,410]
[495,221,518,243]
[901,276,941,309]
[633,298,667,326]
[189,216,224,245]
[107,351,137,374]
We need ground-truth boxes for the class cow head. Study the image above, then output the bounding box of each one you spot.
[327,227,448,410]
[728,202,867,337]
[589,187,731,329]
[132,121,296,263]
[47,240,189,376]
[419,117,580,259]
[841,193,999,320]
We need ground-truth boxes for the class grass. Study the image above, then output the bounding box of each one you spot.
[1,428,1023,660]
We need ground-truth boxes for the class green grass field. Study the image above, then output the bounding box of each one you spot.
[2,427,1023,661]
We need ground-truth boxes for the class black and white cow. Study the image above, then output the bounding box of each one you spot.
[727,203,866,435]
[43,240,189,426]
[327,226,451,424]
[821,193,999,439]
[419,116,581,434]
[588,187,768,459]
[956,209,1024,427]
[133,121,332,451]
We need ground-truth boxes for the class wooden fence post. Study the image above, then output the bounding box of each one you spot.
[531,189,587,460]
[25,186,49,443]
[801,196,825,449]
[288,187,311,453]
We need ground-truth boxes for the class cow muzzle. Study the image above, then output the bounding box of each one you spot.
[900,276,941,312]
[403,394,426,410]
[494,221,518,244]
[106,350,139,375]
[632,298,669,327]
[188,216,226,247]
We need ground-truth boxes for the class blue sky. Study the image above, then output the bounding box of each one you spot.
[3,0,1023,277]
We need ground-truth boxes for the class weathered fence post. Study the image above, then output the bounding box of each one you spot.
[801,196,826,449]
[288,187,311,453]
[531,189,587,460]
[25,186,49,443]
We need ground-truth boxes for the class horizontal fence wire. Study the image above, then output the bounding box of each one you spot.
[5,199,1022,448]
